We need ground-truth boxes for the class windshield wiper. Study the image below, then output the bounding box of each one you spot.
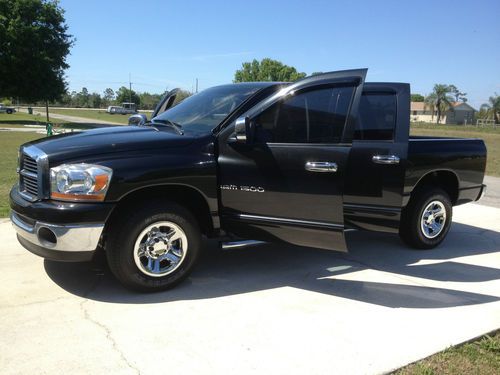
[150,119,184,135]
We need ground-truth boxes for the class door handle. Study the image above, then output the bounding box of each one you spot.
[372,155,400,165]
[305,161,338,173]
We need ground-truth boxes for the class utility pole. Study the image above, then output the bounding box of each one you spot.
[195,78,198,94]
[129,73,132,103]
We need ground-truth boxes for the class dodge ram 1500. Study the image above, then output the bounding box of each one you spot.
[10,69,487,292]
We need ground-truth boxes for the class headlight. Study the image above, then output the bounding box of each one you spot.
[50,164,112,202]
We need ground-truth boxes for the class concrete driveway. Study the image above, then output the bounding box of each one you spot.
[1,203,499,375]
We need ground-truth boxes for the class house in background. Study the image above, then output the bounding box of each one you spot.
[410,102,435,123]
[410,102,476,124]
[445,102,476,125]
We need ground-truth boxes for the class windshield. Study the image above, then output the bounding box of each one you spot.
[154,84,263,134]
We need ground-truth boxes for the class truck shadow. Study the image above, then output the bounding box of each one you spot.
[43,222,500,308]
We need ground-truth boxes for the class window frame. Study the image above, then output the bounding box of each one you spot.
[219,70,369,146]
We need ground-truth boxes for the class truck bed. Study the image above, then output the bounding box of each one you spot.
[406,136,487,204]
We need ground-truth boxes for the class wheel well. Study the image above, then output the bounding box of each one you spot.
[107,185,214,237]
[413,171,459,204]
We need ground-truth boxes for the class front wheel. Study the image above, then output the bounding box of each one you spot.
[399,188,452,249]
[106,201,201,292]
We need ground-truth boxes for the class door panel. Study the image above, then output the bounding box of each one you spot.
[217,69,367,251]
[219,143,350,250]
[344,83,410,233]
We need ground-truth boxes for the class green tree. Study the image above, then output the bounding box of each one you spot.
[138,92,162,110]
[234,58,306,82]
[448,85,467,102]
[0,0,74,121]
[172,89,192,105]
[425,85,454,124]
[480,94,500,124]
[116,86,140,106]
[76,87,90,107]
[0,97,13,105]
[58,91,72,106]
[103,88,115,106]
[88,92,102,108]
[69,90,77,106]
[411,94,425,102]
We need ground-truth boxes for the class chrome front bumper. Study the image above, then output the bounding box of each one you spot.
[11,211,104,255]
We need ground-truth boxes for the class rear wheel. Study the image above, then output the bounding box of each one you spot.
[399,188,452,249]
[6,109,13,114]
[106,201,201,292]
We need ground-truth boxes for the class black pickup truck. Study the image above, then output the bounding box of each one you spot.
[10,69,487,292]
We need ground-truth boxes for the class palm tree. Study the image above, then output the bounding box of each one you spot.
[424,93,437,122]
[480,94,500,124]
[425,84,454,124]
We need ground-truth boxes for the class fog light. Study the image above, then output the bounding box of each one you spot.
[38,227,57,246]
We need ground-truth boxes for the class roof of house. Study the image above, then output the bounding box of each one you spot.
[451,102,476,111]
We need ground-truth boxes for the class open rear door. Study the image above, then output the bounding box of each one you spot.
[218,69,367,252]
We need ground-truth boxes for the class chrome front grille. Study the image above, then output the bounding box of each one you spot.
[23,155,38,174]
[18,145,48,201]
[20,155,39,199]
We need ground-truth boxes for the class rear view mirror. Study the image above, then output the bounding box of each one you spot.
[128,113,148,126]
[235,116,254,144]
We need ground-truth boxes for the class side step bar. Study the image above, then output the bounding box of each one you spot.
[221,240,266,250]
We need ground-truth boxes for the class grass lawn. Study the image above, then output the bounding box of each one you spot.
[48,108,131,124]
[410,122,499,177]
[395,331,500,375]
[0,112,110,130]
[0,111,52,126]
[411,121,500,134]
[0,132,45,217]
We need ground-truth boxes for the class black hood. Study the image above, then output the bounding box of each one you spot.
[27,126,196,162]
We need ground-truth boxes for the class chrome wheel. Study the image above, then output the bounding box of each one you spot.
[133,221,188,277]
[420,200,446,239]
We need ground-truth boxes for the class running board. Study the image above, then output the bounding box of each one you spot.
[221,240,267,250]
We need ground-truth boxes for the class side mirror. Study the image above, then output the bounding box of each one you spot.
[235,116,254,144]
[128,113,148,126]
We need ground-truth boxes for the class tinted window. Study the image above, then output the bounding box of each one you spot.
[356,92,397,140]
[155,84,263,134]
[254,86,354,144]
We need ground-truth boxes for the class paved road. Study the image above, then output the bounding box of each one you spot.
[0,126,86,134]
[0,126,47,133]
[482,175,500,208]
[20,107,123,125]
[1,203,499,375]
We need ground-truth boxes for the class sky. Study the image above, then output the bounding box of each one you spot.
[60,0,500,109]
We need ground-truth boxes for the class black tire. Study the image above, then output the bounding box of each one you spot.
[6,109,12,114]
[399,187,452,249]
[106,201,201,292]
